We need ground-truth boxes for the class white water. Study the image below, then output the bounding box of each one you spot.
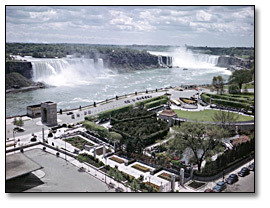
[149,47,220,68]
[7,52,231,117]
[28,57,114,87]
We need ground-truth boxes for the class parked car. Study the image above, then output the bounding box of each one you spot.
[248,162,255,171]
[88,110,91,114]
[226,174,239,185]
[204,189,214,192]
[67,112,73,115]
[213,181,227,192]
[71,115,75,119]
[84,111,87,115]
[77,113,80,117]
[238,167,250,177]
[132,99,135,102]
[13,127,25,132]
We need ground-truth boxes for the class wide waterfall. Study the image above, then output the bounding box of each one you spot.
[29,57,111,86]
[150,47,220,68]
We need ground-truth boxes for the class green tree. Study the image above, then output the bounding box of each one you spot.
[212,76,224,94]
[228,84,240,94]
[130,179,140,192]
[168,122,228,172]
[108,132,123,150]
[212,110,239,129]
[229,69,252,92]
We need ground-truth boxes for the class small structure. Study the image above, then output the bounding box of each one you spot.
[27,104,41,118]
[6,153,42,181]
[181,83,197,90]
[159,109,177,127]
[41,101,57,126]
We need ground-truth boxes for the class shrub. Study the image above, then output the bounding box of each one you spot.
[145,98,168,109]
[48,132,53,137]
[98,104,133,121]
[83,121,109,139]
[229,84,240,94]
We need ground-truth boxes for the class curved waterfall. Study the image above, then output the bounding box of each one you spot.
[30,58,108,86]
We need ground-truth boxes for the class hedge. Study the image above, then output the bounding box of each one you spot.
[83,121,109,138]
[135,95,168,107]
[212,98,251,110]
[98,104,133,121]
[201,93,252,110]
[111,112,156,125]
[201,93,211,103]
[204,93,253,105]
[145,98,168,109]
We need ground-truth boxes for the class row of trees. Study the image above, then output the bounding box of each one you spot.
[212,69,253,94]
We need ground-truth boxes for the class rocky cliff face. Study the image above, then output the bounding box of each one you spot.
[217,56,251,69]
[6,61,33,79]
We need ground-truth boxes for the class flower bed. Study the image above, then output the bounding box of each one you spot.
[131,163,150,172]
[109,156,124,164]
[187,181,206,190]
[96,147,111,156]
[145,182,160,192]
[158,172,172,181]
[64,136,94,150]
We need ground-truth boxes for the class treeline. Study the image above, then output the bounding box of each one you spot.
[6,43,159,70]
[196,136,254,176]
[187,46,254,59]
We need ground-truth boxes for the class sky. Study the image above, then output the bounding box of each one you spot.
[6,6,254,47]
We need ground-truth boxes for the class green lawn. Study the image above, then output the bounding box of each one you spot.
[174,109,254,122]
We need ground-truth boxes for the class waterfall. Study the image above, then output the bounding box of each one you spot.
[29,57,109,86]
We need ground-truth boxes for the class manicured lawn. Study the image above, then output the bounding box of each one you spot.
[174,109,254,122]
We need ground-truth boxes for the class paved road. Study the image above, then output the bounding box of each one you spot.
[5,91,165,139]
[199,159,255,192]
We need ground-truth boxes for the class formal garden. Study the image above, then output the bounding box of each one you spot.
[64,136,94,150]
[201,92,254,112]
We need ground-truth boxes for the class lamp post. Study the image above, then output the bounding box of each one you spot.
[147,176,151,192]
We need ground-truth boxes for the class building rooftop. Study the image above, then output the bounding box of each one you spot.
[6,153,43,181]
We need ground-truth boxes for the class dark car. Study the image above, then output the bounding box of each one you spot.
[67,112,73,115]
[226,174,239,185]
[238,167,250,177]
[13,127,25,132]
[248,162,255,171]
[213,181,227,192]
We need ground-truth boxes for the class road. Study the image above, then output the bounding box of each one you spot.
[199,159,255,192]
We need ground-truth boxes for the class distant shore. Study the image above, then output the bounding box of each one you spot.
[6,84,47,94]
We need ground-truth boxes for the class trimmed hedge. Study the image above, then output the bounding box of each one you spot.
[201,93,252,110]
[83,121,109,138]
[98,104,133,121]
[212,98,251,110]
[111,111,156,125]
[135,95,168,107]
[145,98,168,109]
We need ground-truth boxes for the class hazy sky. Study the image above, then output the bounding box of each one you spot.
[6,6,254,47]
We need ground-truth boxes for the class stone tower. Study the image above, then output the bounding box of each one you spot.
[41,101,57,126]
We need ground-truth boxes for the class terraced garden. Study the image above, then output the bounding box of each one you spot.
[64,136,94,150]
